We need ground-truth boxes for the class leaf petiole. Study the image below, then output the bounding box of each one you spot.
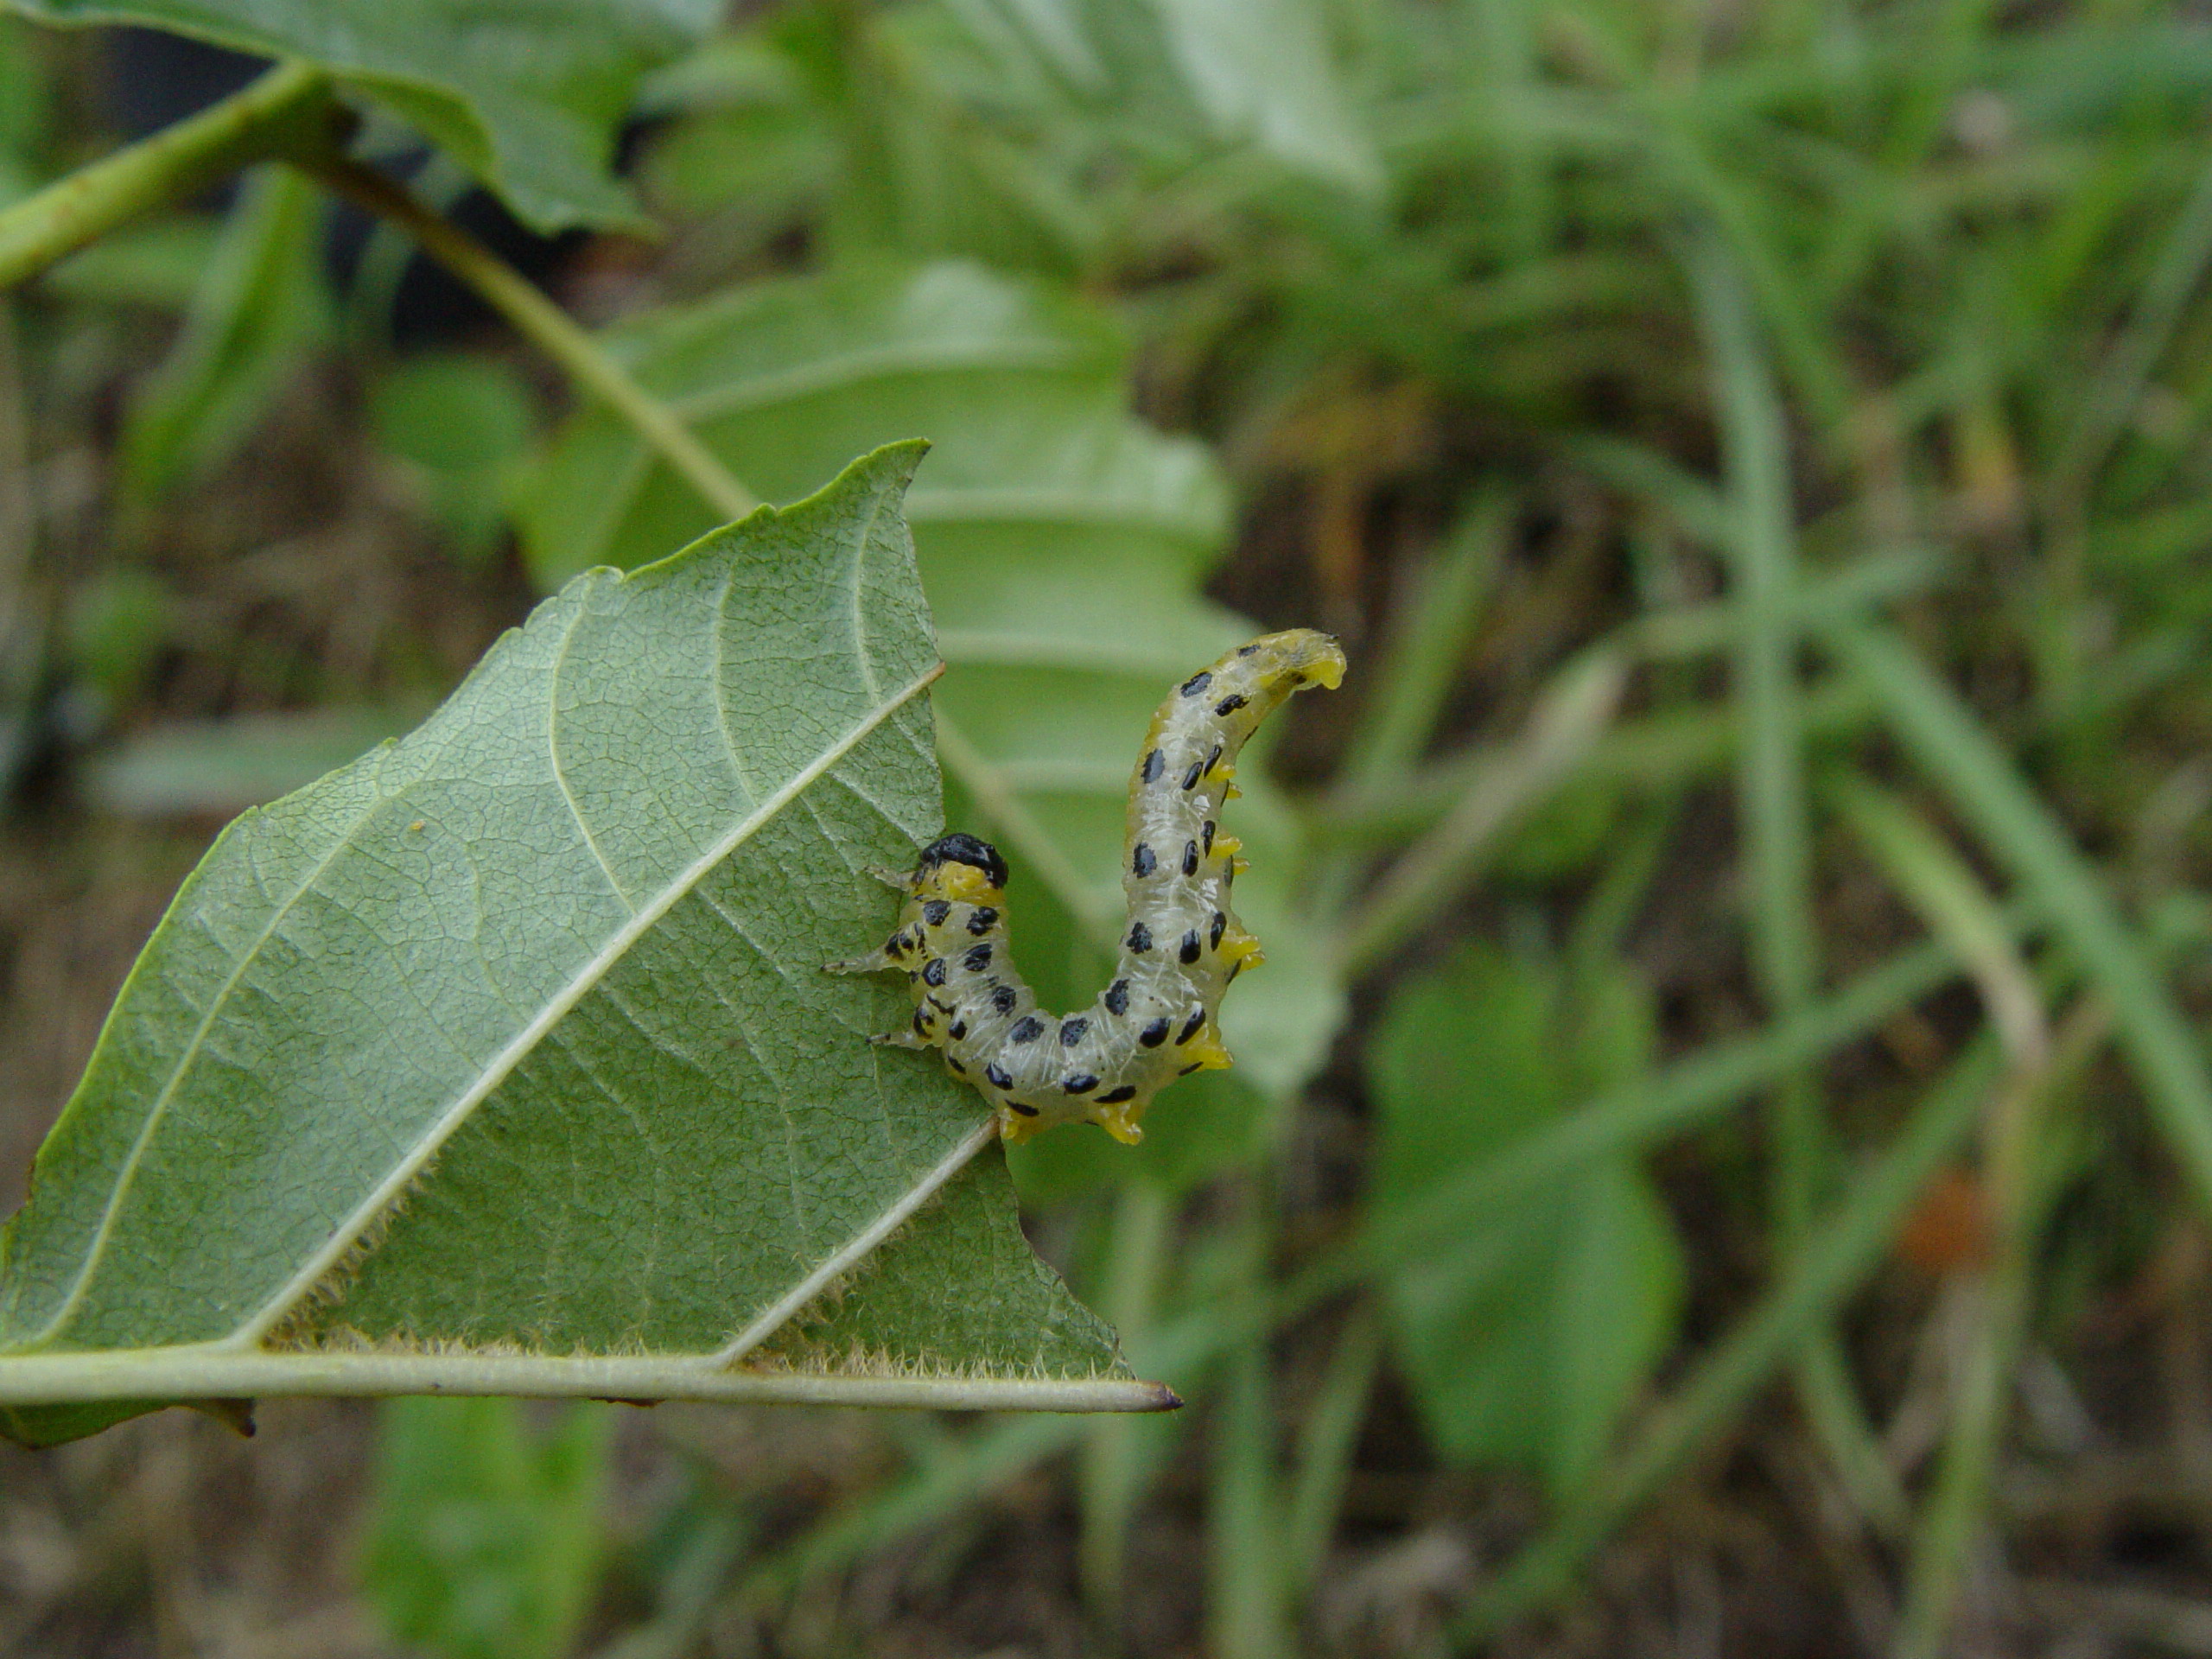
[0,60,336,290]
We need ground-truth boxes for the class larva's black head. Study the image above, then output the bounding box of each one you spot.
[916,833,1010,892]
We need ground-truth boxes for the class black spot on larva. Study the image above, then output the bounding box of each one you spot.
[963,943,993,973]
[947,1055,966,1074]
[1177,1008,1207,1045]
[1179,930,1202,964]
[1236,642,1262,656]
[1142,747,1165,784]
[1132,842,1157,878]
[1010,1100,1039,1116]
[1182,840,1198,876]
[1211,911,1227,950]
[885,931,909,957]
[1202,820,1216,854]
[1063,1073,1098,1094]
[1098,1084,1138,1104]
[1180,670,1213,697]
[929,996,956,1014]
[1010,1015,1046,1044]
[1104,978,1130,1015]
[1227,958,1245,982]
[922,899,951,927]
[967,906,999,935]
[1139,1017,1171,1047]
[912,1008,930,1035]
[1061,1017,1089,1046]
[991,983,1019,1015]
[1179,1061,1204,1076]
[1128,921,1154,953]
[1214,693,1249,716]
[985,1062,1014,1090]
[922,958,947,987]
[1181,758,1205,791]
[1205,741,1224,774]
[949,1020,968,1040]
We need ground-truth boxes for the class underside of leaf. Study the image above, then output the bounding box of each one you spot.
[0,443,1163,1436]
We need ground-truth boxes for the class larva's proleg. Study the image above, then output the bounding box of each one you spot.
[829,629,1345,1145]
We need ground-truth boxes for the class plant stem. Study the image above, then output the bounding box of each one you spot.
[1688,228,1826,1235]
[1891,999,2108,1659]
[1078,1183,1173,1641]
[1208,1191,1291,1659]
[0,61,334,290]
[1689,224,1906,1529]
[303,156,758,523]
[1281,1306,1382,1599]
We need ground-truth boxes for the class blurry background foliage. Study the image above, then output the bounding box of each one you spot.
[11,0,2212,1650]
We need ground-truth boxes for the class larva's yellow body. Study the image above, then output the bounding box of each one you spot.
[830,629,1345,1144]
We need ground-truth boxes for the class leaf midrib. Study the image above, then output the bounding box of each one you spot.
[14,537,942,1351]
[228,655,943,1351]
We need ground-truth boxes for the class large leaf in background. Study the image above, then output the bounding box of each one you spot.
[0,445,1156,1445]
[6,0,716,232]
[636,0,1378,288]
[1127,0,1380,191]
[1365,943,1685,1502]
[518,261,1345,1192]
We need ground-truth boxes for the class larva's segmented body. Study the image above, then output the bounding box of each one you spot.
[830,629,1345,1144]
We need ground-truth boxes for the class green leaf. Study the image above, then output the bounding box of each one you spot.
[1135,0,1381,193]
[118,164,329,498]
[62,565,173,710]
[0,16,48,207]
[515,260,1345,1188]
[0,443,1161,1439]
[1365,942,1685,1500]
[363,1397,611,1659]
[5,0,717,232]
[369,352,541,563]
[41,215,220,309]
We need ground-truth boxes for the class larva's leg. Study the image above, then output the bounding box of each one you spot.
[863,864,913,891]
[1181,1023,1235,1073]
[1096,1103,1145,1146]
[999,1105,1048,1145]
[1218,931,1264,976]
[871,1028,931,1050]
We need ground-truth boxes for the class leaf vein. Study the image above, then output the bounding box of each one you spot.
[232,664,941,1348]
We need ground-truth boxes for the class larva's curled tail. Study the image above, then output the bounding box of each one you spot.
[828,629,1346,1145]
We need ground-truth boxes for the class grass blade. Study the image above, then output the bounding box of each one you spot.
[1685,223,1824,1230]
[1335,483,1509,793]
[1340,648,1626,974]
[1825,620,2212,1217]
[1688,221,1899,1526]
